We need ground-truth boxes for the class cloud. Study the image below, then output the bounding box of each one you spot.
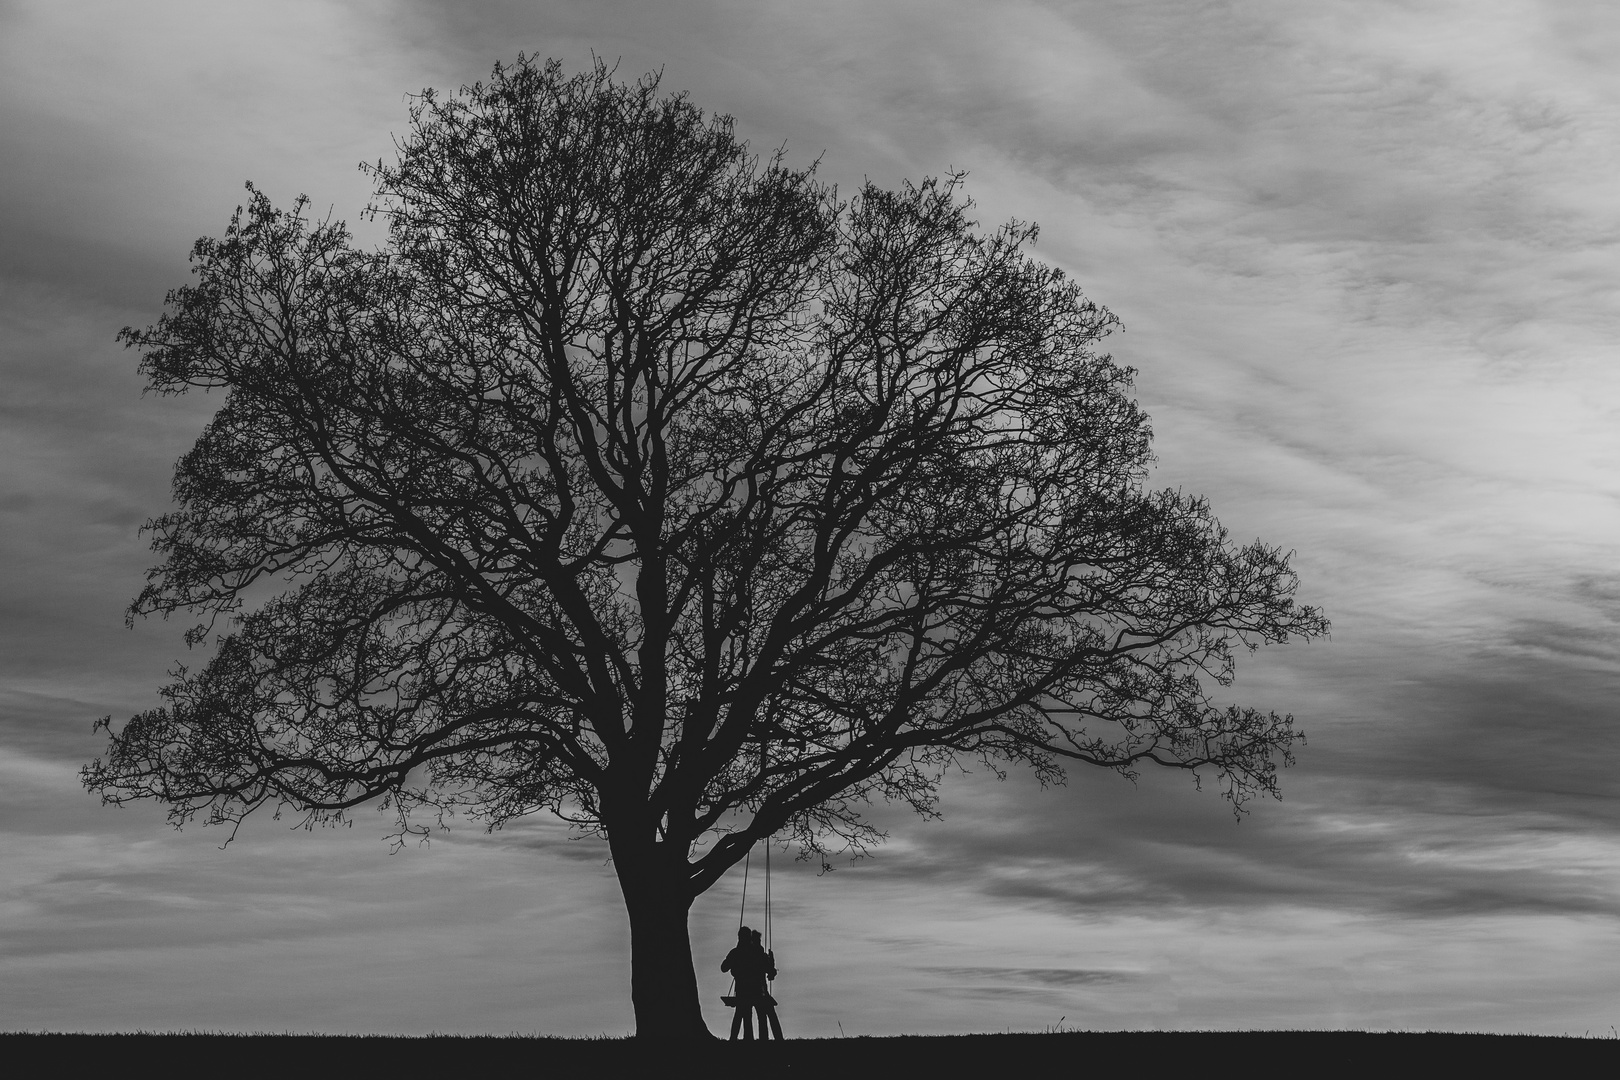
[917,966,1132,986]
[4,0,1620,1037]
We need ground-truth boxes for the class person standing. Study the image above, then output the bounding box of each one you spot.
[751,928,784,1040]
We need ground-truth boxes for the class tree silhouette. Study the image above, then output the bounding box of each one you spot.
[85,57,1327,1038]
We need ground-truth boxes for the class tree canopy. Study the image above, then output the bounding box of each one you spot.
[85,57,1327,1037]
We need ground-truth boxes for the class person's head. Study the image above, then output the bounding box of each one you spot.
[751,930,763,945]
[738,926,751,942]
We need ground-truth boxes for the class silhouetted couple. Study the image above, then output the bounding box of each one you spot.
[721,926,782,1040]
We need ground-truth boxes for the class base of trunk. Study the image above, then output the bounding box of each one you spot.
[621,872,711,1039]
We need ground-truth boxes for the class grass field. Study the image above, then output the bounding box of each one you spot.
[4,1030,1617,1073]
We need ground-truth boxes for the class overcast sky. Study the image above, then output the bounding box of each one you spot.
[4,0,1620,1037]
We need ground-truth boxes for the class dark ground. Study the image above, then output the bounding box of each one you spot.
[3,1031,1617,1075]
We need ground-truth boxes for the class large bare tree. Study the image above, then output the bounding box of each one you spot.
[85,58,1327,1038]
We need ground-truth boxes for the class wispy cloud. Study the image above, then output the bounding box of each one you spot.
[918,966,1133,986]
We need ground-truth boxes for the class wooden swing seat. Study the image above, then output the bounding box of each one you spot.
[721,991,777,1007]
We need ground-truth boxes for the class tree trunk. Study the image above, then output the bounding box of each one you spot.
[616,849,712,1040]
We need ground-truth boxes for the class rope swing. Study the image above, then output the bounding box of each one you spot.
[723,837,773,1007]
[734,838,772,950]
[721,738,782,1034]
[736,736,774,955]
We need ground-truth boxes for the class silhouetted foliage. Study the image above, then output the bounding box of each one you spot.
[85,57,1327,1037]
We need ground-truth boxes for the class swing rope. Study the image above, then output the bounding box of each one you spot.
[726,740,778,1009]
[737,847,750,930]
[741,841,774,952]
[729,836,776,1001]
[734,841,773,949]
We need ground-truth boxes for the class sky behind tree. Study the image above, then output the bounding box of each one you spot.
[3,0,1620,1036]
